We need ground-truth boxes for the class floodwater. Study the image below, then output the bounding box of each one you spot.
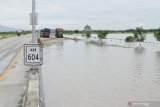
[42,34,160,107]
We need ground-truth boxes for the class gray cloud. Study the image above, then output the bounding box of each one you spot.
[0,0,160,30]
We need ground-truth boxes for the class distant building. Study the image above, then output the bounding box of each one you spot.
[84,25,92,32]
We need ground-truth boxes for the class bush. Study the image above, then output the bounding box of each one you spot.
[85,32,91,38]
[154,28,160,42]
[75,30,79,34]
[97,30,109,39]
[125,36,135,42]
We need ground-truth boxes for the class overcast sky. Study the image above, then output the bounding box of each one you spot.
[0,0,160,30]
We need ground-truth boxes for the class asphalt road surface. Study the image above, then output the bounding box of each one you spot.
[0,34,31,107]
[0,35,31,74]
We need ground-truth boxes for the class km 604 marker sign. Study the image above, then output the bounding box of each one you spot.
[24,44,43,65]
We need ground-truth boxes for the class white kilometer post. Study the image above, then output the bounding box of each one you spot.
[24,44,43,66]
[25,0,42,67]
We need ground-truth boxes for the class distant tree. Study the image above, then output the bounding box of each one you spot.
[97,30,109,39]
[154,28,160,42]
[133,27,146,46]
[84,25,92,32]
[75,30,79,34]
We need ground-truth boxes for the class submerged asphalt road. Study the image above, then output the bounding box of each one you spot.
[0,34,31,107]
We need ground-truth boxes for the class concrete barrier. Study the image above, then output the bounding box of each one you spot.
[23,67,45,107]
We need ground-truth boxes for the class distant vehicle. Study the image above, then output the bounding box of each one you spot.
[43,28,50,38]
[16,30,21,37]
[50,29,55,38]
[55,28,63,38]
[40,29,44,37]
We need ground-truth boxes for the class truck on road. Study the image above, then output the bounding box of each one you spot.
[39,28,63,38]
[55,28,63,38]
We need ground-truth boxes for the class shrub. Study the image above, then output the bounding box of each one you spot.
[125,36,135,42]
[75,30,79,34]
[81,34,85,36]
[154,28,160,42]
[85,31,91,38]
[97,30,109,39]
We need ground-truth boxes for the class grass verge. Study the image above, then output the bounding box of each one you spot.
[0,33,16,40]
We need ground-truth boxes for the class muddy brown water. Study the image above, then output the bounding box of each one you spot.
[42,34,160,107]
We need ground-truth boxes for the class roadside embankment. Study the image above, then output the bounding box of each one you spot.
[38,37,66,47]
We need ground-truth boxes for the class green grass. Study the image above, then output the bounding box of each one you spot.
[0,33,16,40]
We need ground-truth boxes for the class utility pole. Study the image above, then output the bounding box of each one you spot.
[32,0,36,44]
[31,0,37,70]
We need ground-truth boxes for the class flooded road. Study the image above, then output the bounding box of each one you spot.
[42,34,160,107]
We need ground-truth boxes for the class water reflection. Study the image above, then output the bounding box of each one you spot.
[154,52,160,85]
[85,40,107,47]
[156,52,160,59]
[134,47,145,54]
[55,42,64,48]
[73,39,79,43]
[130,47,145,92]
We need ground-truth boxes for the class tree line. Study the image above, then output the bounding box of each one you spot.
[64,27,160,46]
[63,28,159,34]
